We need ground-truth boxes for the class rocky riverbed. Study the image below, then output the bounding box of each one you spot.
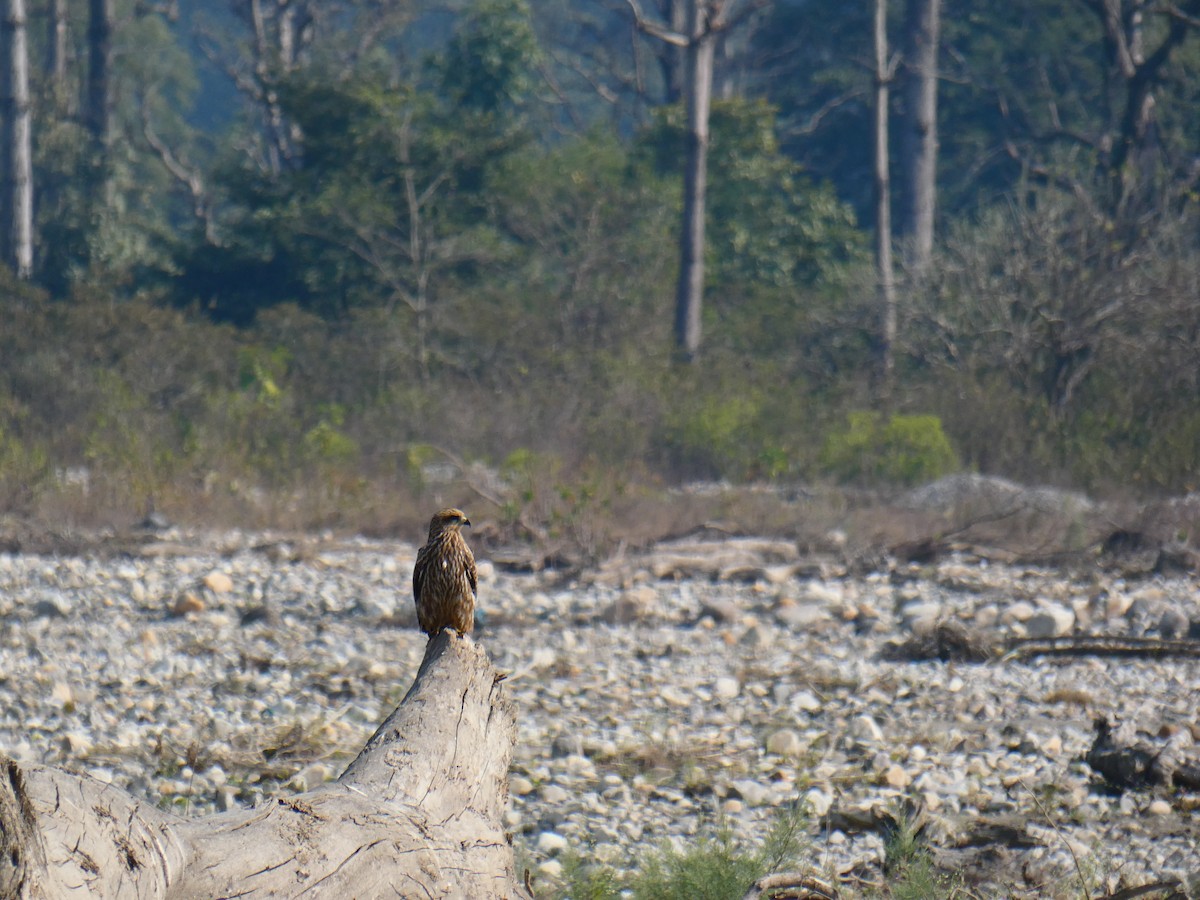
[0,528,1197,897]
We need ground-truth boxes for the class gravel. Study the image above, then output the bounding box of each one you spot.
[1,529,1198,897]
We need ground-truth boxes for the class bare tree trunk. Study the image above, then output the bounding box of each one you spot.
[653,0,687,103]
[45,0,67,96]
[873,0,896,405]
[1089,0,1189,211]
[674,0,716,362]
[0,633,531,899]
[87,0,112,150]
[899,0,938,274]
[0,0,33,279]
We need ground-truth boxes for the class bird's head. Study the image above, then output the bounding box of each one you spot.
[428,507,471,538]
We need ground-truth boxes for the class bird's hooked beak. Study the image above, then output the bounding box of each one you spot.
[462,517,471,528]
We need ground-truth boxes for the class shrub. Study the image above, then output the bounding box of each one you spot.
[820,412,959,487]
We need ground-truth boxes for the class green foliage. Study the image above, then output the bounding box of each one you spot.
[631,830,763,900]
[631,803,809,900]
[435,0,541,116]
[663,388,790,482]
[0,425,50,513]
[881,805,964,900]
[553,852,623,900]
[637,98,866,292]
[302,408,359,466]
[821,412,959,487]
[542,803,810,900]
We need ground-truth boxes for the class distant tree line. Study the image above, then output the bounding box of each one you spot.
[0,0,1199,510]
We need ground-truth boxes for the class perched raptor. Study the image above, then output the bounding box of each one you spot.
[412,508,477,636]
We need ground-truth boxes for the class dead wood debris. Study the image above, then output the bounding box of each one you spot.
[1084,718,1200,794]
[1004,635,1200,662]
[879,619,996,663]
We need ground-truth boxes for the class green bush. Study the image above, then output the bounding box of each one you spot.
[546,803,810,900]
[0,426,50,513]
[820,412,959,487]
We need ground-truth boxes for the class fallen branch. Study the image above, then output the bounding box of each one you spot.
[741,871,840,900]
[1003,635,1200,661]
[0,632,530,899]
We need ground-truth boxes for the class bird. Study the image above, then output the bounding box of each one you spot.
[412,507,477,637]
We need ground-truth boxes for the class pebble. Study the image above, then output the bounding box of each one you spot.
[765,728,804,756]
[850,715,885,743]
[537,859,563,879]
[1025,606,1075,638]
[537,832,568,854]
[773,599,830,629]
[0,534,1191,894]
[171,592,205,616]
[203,571,234,594]
[713,677,740,700]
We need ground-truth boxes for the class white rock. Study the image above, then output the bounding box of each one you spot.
[790,690,822,712]
[765,729,804,756]
[804,787,833,817]
[1024,606,1075,638]
[773,602,829,629]
[537,831,569,854]
[729,779,771,806]
[850,714,885,743]
[537,860,564,879]
[1002,600,1036,624]
[713,677,740,700]
[202,571,234,594]
[1105,591,1134,619]
[801,581,844,605]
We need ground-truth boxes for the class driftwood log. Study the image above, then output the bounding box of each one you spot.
[0,632,531,899]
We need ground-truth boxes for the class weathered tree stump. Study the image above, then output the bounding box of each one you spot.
[0,632,530,899]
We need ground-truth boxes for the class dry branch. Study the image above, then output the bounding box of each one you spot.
[0,632,530,899]
[1003,635,1200,661]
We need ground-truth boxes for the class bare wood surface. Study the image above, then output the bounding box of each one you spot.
[0,632,529,899]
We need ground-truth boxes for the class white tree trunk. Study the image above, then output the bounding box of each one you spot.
[873,0,896,404]
[0,633,530,899]
[0,0,33,279]
[673,0,716,362]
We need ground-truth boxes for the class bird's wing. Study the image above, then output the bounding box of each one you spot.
[413,545,429,602]
[467,550,478,597]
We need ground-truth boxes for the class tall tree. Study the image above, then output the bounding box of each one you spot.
[45,0,67,98]
[1086,0,1197,211]
[87,0,113,156]
[674,0,716,360]
[627,0,766,361]
[1,0,33,278]
[898,0,939,273]
[873,0,896,401]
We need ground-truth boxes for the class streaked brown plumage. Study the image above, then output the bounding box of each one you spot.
[412,508,477,636]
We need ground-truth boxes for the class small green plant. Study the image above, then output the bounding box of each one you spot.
[630,802,810,900]
[881,801,963,900]
[820,411,959,487]
[553,851,623,900]
[302,406,359,465]
[0,425,50,512]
